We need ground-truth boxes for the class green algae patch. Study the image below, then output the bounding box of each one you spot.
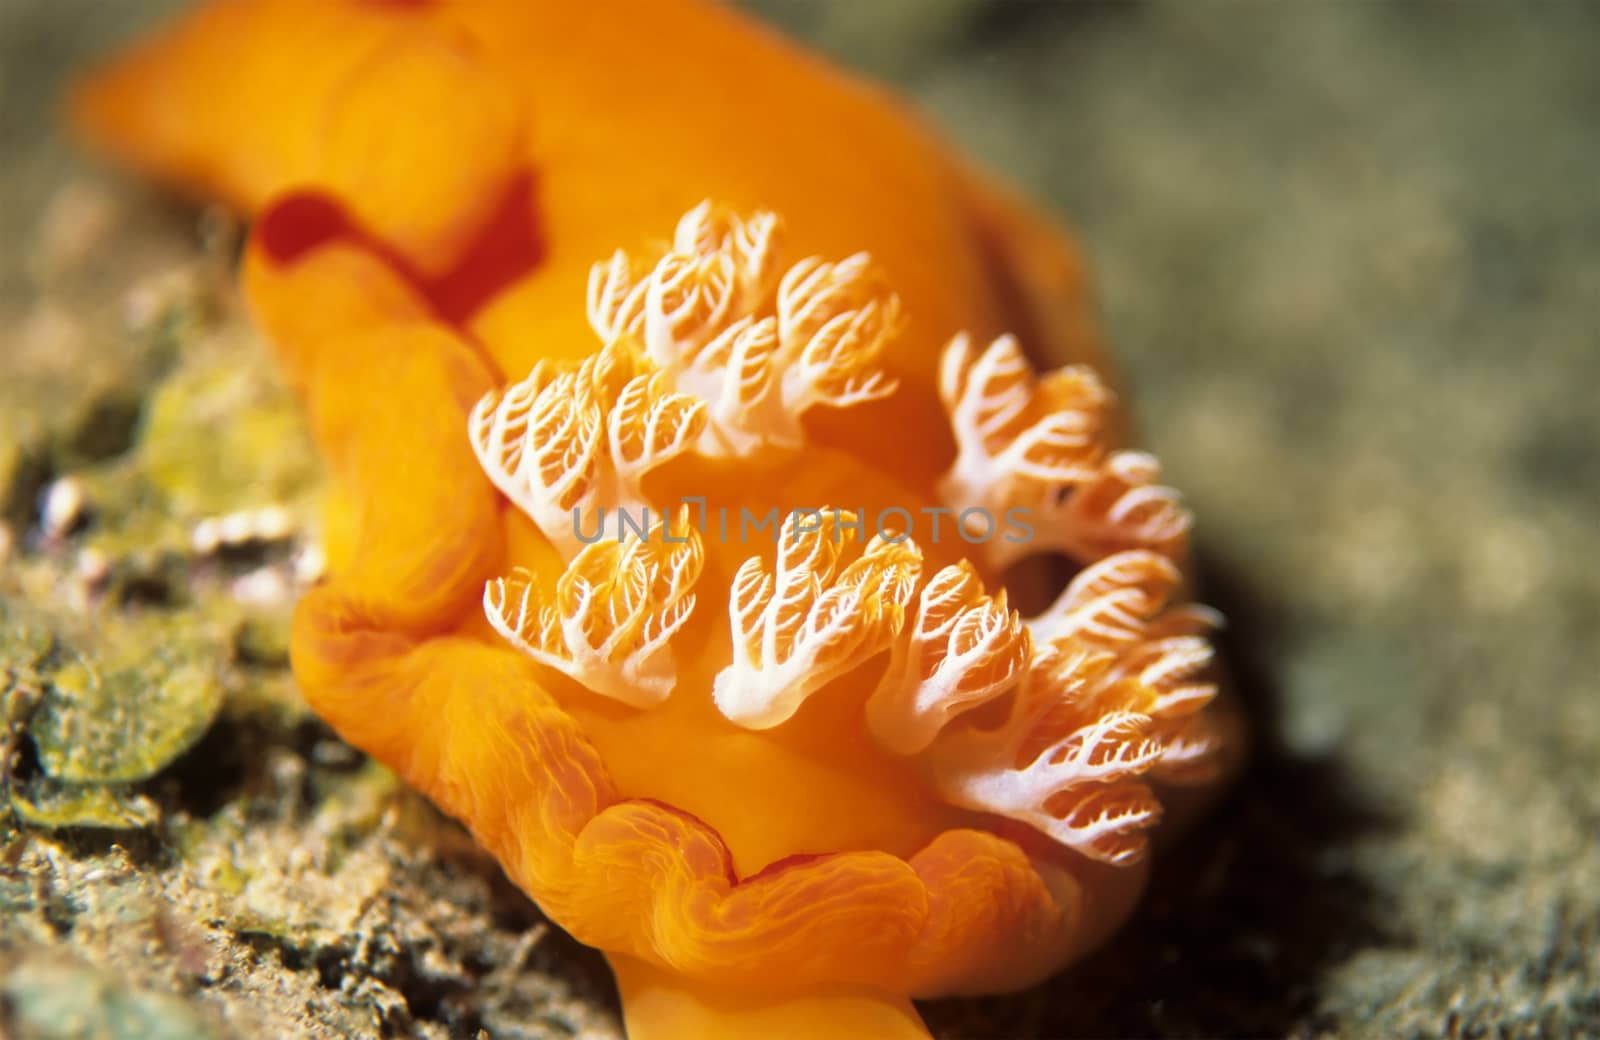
[9,776,160,830]
[139,331,317,520]
[29,628,222,786]
[2,603,228,831]
[0,603,56,671]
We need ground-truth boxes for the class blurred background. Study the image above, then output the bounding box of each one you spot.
[3,2,1596,1037]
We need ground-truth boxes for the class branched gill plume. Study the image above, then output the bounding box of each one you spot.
[475,202,1224,864]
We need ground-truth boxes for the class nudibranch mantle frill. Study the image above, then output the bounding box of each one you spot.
[454,202,1232,983]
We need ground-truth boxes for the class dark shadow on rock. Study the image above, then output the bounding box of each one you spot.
[476,858,623,1023]
[921,545,1399,1038]
[966,0,1144,50]
[154,712,327,822]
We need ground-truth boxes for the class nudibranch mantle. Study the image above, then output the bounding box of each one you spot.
[463,200,1232,971]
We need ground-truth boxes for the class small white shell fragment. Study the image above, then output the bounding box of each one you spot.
[292,544,326,585]
[41,477,88,539]
[191,517,222,555]
[75,546,110,586]
[193,505,297,555]
[231,566,291,606]
[217,511,253,546]
[251,504,295,542]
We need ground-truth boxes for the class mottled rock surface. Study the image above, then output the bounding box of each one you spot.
[3,2,1596,1038]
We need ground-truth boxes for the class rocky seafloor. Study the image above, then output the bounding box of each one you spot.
[2,2,1596,1038]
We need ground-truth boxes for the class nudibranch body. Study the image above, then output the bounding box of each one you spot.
[76,1,1242,1036]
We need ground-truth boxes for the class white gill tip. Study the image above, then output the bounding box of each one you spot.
[484,509,704,708]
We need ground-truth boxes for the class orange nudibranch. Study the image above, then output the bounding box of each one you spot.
[75,1,1244,1036]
